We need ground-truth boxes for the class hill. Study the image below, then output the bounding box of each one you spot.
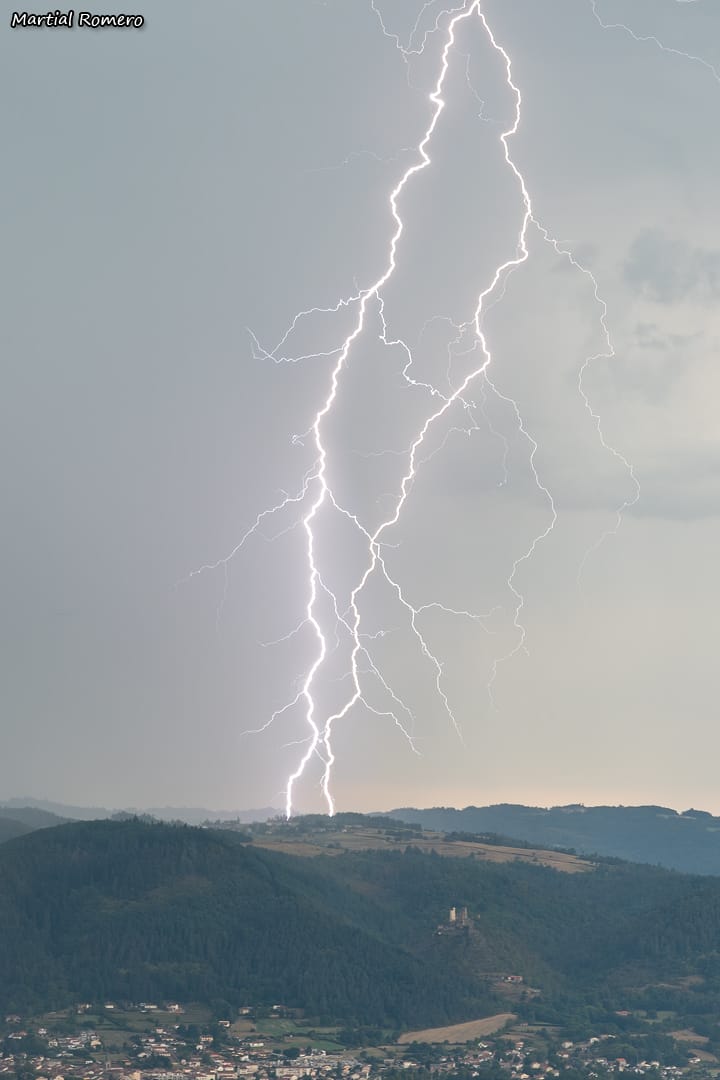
[4,817,720,1036]
[0,796,278,825]
[0,815,33,844]
[387,804,720,875]
[0,805,71,833]
[0,797,110,821]
[245,812,591,871]
[0,818,490,1025]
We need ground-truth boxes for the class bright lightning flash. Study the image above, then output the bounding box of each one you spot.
[187,0,649,817]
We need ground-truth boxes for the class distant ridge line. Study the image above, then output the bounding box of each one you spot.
[383,803,720,875]
[0,796,280,825]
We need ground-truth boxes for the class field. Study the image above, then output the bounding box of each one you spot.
[251,829,590,873]
[248,1017,343,1052]
[397,1013,517,1044]
[671,1029,710,1045]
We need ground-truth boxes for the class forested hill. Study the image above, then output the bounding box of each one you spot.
[0,805,72,848]
[388,804,720,874]
[5,818,720,1030]
[0,816,33,844]
[0,819,490,1025]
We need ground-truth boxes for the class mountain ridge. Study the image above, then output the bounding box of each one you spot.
[386,803,720,874]
[0,796,279,825]
[7,798,720,875]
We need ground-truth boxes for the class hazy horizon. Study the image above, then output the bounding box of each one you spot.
[4,792,720,819]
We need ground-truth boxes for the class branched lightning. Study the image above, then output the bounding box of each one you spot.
[283,0,502,817]
[247,293,362,366]
[183,467,318,582]
[304,147,415,176]
[534,223,641,586]
[370,0,470,71]
[580,0,720,572]
[304,1,560,814]
[590,0,720,84]
[184,0,688,816]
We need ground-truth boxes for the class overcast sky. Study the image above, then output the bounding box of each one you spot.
[2,0,720,816]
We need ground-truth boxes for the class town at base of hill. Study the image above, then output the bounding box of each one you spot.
[3,815,720,1080]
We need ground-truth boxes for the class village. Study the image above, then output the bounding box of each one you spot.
[1,1003,717,1080]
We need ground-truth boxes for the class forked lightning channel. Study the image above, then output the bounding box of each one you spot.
[187,0,718,817]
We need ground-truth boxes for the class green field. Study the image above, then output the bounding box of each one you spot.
[252,1017,343,1051]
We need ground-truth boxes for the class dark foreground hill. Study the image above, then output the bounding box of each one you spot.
[0,819,490,1025]
[388,804,720,875]
[4,818,720,1032]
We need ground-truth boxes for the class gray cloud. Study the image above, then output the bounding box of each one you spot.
[600,321,706,405]
[624,229,720,304]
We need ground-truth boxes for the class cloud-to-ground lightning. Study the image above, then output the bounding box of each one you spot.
[186,0,663,817]
[281,2,490,817]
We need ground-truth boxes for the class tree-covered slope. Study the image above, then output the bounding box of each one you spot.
[0,820,489,1024]
[4,818,720,1030]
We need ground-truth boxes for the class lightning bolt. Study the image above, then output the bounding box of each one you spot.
[299,0,558,814]
[590,0,720,85]
[286,4,489,816]
[186,0,655,817]
[580,0,720,575]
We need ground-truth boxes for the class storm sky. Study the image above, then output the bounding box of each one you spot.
[2,0,720,815]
